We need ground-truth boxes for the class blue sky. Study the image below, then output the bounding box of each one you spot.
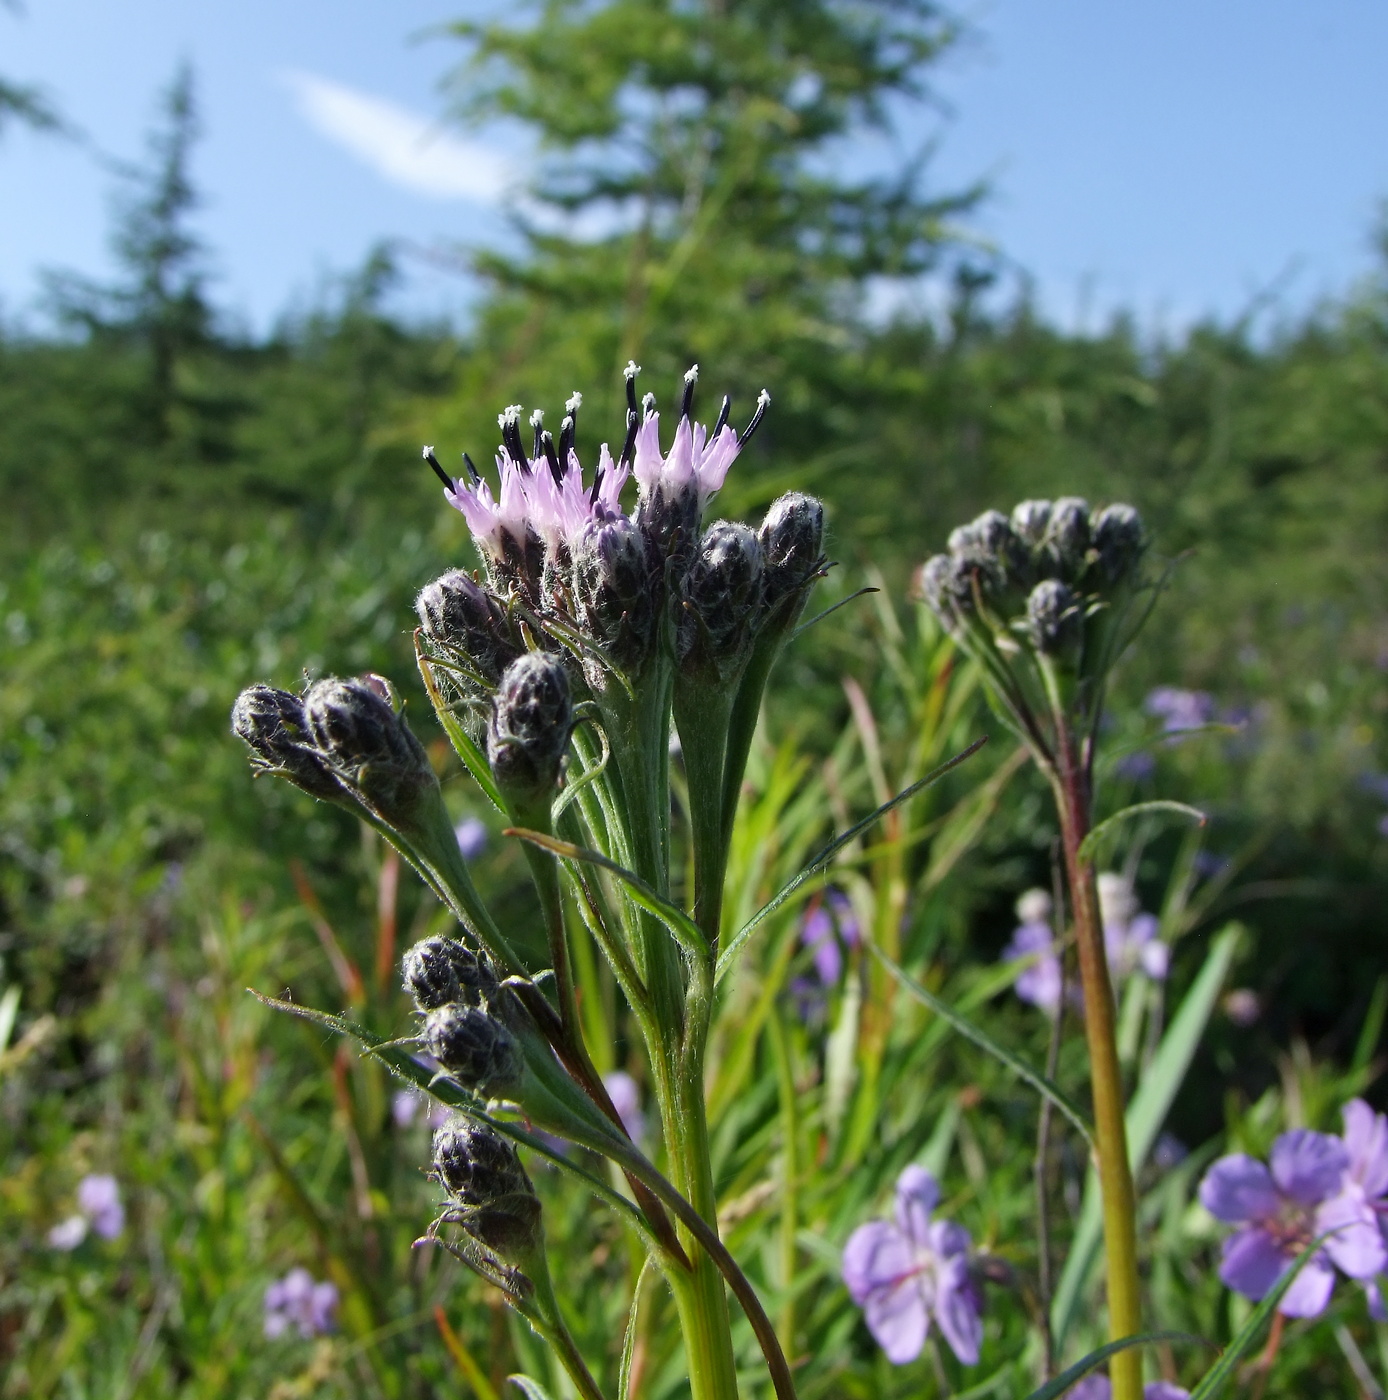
[1,0,1385,336]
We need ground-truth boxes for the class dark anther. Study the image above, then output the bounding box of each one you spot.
[739,389,771,447]
[713,394,731,437]
[624,360,640,414]
[461,452,482,487]
[617,408,640,471]
[499,407,530,470]
[540,430,563,485]
[423,446,455,492]
[558,415,575,460]
[679,364,698,421]
[529,410,545,461]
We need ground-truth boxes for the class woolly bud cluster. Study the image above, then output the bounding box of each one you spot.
[232,675,437,821]
[402,934,500,1012]
[919,497,1147,661]
[431,1121,542,1258]
[416,569,522,692]
[425,1004,522,1096]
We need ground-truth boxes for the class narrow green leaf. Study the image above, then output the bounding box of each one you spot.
[1052,924,1242,1345]
[866,939,1093,1147]
[508,1375,558,1400]
[1024,1332,1200,1400]
[504,827,709,960]
[716,737,988,983]
[618,1258,655,1400]
[1187,1237,1327,1399]
[415,635,507,812]
[789,585,879,642]
[1077,800,1206,865]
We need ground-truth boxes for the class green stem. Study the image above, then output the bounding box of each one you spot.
[769,1006,798,1358]
[527,1264,609,1400]
[1052,725,1142,1400]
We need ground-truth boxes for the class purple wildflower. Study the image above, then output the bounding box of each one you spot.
[801,890,860,986]
[455,817,488,860]
[1198,1129,1382,1317]
[603,1070,648,1146]
[1098,874,1169,983]
[1070,1378,1189,1400]
[1002,888,1063,1016]
[842,1166,983,1366]
[1321,1098,1388,1317]
[632,383,746,518]
[49,1173,124,1249]
[1144,687,1216,736]
[264,1267,339,1339]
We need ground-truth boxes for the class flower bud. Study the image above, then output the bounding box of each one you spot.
[416,570,520,687]
[1042,497,1091,580]
[425,1004,522,1095]
[303,676,436,820]
[916,553,975,625]
[231,685,343,802]
[1010,500,1052,548]
[759,492,825,608]
[402,935,500,1012]
[1025,579,1082,658]
[431,1121,542,1257]
[487,653,574,801]
[573,515,657,671]
[947,509,1028,599]
[680,521,764,668]
[1091,503,1146,586]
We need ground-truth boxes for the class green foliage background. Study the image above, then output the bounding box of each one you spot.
[3,3,1388,1395]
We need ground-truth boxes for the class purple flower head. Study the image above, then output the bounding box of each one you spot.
[1003,919,1063,1016]
[632,393,745,519]
[1069,1379,1189,1400]
[842,1165,983,1366]
[76,1174,124,1240]
[1145,686,1216,736]
[603,1070,648,1146]
[454,817,488,860]
[1198,1128,1382,1317]
[1098,875,1169,983]
[264,1267,339,1339]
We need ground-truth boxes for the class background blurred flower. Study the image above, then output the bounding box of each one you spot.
[454,817,488,859]
[1145,687,1215,735]
[48,1173,124,1249]
[842,1165,982,1365]
[1070,1377,1189,1399]
[1098,873,1169,982]
[603,1070,647,1146]
[263,1267,339,1339]
[1002,887,1062,1015]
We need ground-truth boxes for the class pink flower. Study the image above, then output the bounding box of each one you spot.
[264,1267,339,1339]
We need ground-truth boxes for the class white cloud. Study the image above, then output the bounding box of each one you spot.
[282,70,516,203]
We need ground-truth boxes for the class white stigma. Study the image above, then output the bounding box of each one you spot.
[529,408,545,428]
[624,360,641,380]
[565,391,583,414]
[499,404,522,429]
[757,389,771,408]
[641,391,657,417]
[684,364,699,384]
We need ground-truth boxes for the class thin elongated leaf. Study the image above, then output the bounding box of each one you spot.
[1187,1237,1327,1399]
[434,1306,503,1400]
[1077,801,1206,865]
[1024,1332,1199,1400]
[508,1375,558,1400]
[789,585,879,642]
[415,634,507,812]
[505,828,709,959]
[716,737,988,982]
[866,939,1093,1147]
[1052,924,1242,1345]
[618,1258,655,1400]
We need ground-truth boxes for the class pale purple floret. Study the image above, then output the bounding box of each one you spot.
[842,1165,982,1366]
[1070,1377,1188,1400]
[264,1267,339,1339]
[603,1070,648,1146]
[801,890,860,986]
[632,408,743,515]
[76,1174,125,1240]
[1198,1128,1382,1317]
[454,817,488,860]
[49,1173,125,1249]
[1144,686,1216,735]
[1098,874,1169,983]
[1002,888,1063,1016]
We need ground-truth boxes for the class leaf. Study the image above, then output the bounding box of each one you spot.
[716,737,988,983]
[434,1305,503,1400]
[504,827,709,960]
[866,939,1094,1147]
[415,634,507,813]
[1077,801,1206,865]
[1187,1236,1329,1399]
[1051,924,1242,1346]
[508,1375,558,1400]
[618,1257,655,1400]
[789,585,879,642]
[1024,1331,1200,1400]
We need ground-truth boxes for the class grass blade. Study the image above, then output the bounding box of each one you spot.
[1077,800,1206,865]
[1025,1331,1200,1400]
[716,737,988,983]
[866,938,1093,1147]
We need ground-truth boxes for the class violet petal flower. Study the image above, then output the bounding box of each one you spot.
[1199,1131,1351,1317]
[264,1267,338,1339]
[1002,920,1062,1016]
[1318,1098,1388,1284]
[1069,1378,1189,1400]
[76,1173,124,1240]
[454,817,488,860]
[603,1070,647,1146]
[842,1165,982,1366]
